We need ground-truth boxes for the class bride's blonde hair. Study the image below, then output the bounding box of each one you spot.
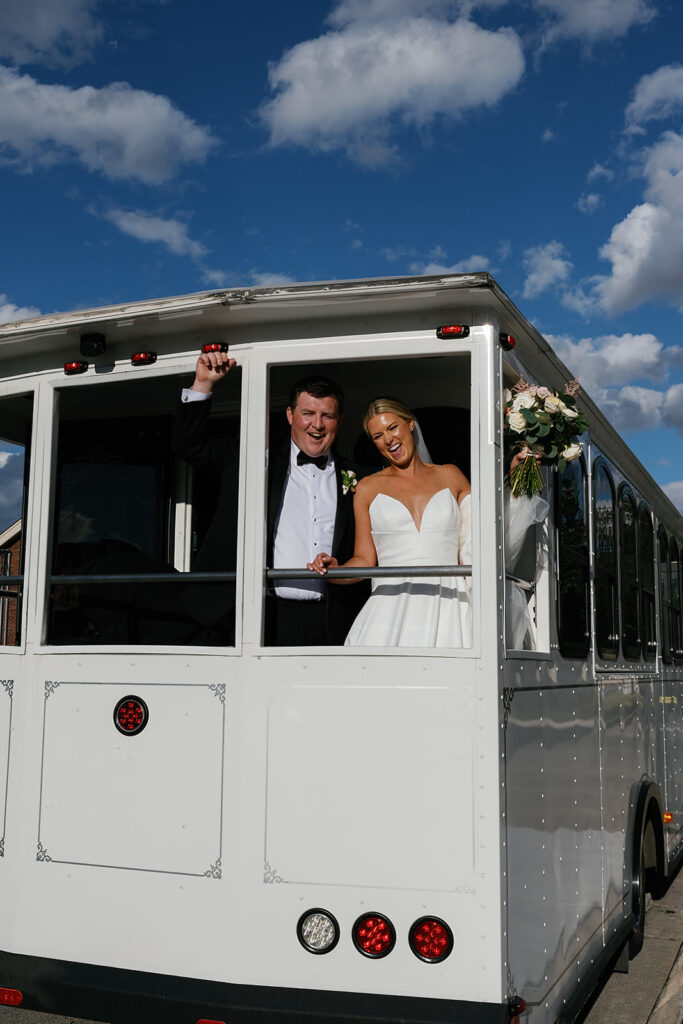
[362,397,414,437]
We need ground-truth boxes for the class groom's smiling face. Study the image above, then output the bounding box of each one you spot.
[287,392,341,459]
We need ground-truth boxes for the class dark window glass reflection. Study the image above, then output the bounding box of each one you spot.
[619,487,640,660]
[556,459,589,658]
[639,506,656,660]
[659,529,672,664]
[594,464,618,660]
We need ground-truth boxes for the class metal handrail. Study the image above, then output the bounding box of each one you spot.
[0,565,474,587]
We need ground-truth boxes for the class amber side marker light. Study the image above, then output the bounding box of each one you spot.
[64,361,88,375]
[409,917,453,963]
[0,988,22,1006]
[436,325,469,340]
[664,811,674,824]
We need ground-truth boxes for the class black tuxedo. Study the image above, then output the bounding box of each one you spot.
[173,398,367,646]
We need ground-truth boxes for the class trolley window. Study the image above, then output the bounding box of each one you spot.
[672,539,682,663]
[263,354,473,650]
[658,528,673,664]
[555,457,589,658]
[619,485,640,661]
[0,393,33,647]
[639,504,656,661]
[593,462,618,661]
[47,370,241,647]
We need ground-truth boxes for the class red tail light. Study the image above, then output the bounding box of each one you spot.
[509,996,526,1023]
[437,325,470,339]
[131,351,157,365]
[409,917,453,962]
[114,696,149,736]
[197,1019,226,1024]
[352,913,395,958]
[64,361,88,375]
[201,343,229,353]
[0,989,22,1006]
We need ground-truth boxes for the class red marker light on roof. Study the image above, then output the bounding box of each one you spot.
[0,989,23,1006]
[409,917,453,963]
[201,343,229,353]
[114,695,149,736]
[437,325,470,339]
[353,913,395,958]
[509,996,527,1024]
[499,333,516,350]
[64,360,88,375]
[131,351,157,365]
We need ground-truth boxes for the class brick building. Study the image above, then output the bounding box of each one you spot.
[0,519,22,646]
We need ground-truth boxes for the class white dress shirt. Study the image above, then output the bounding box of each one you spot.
[273,441,337,601]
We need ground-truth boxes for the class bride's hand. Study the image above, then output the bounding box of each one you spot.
[307,552,339,575]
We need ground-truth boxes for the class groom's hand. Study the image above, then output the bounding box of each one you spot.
[191,351,236,394]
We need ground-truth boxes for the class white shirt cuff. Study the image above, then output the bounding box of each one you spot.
[181,388,212,403]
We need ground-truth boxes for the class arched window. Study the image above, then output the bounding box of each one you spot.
[639,505,656,661]
[593,463,618,660]
[658,527,673,664]
[619,486,640,660]
[555,458,589,657]
[670,539,681,663]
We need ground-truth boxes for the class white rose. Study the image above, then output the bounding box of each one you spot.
[561,443,582,461]
[503,388,513,405]
[562,405,578,419]
[508,411,527,433]
[536,386,550,400]
[512,392,536,411]
[544,394,562,414]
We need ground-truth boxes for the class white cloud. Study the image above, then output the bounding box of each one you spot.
[541,128,556,142]
[588,162,615,182]
[412,254,490,274]
[548,332,683,436]
[549,331,673,396]
[0,452,16,470]
[596,128,683,313]
[259,16,524,166]
[202,268,296,288]
[0,0,102,66]
[533,0,655,45]
[0,294,41,325]
[522,241,572,298]
[577,192,603,213]
[0,66,216,184]
[102,209,207,259]
[663,479,683,513]
[626,64,683,131]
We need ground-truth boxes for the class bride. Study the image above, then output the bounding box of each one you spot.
[308,397,473,647]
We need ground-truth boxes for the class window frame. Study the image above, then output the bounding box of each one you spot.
[554,455,590,659]
[618,483,641,661]
[658,526,673,665]
[592,460,619,662]
[638,503,657,664]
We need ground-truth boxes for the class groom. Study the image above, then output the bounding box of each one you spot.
[173,351,364,646]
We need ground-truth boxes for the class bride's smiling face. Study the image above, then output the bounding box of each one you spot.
[367,412,415,466]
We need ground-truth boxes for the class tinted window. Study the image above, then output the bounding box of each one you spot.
[639,506,656,660]
[594,464,618,660]
[659,528,673,664]
[48,372,241,646]
[619,487,640,660]
[0,394,33,646]
[556,458,589,658]
[671,540,682,663]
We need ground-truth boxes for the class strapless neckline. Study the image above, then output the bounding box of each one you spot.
[369,487,453,534]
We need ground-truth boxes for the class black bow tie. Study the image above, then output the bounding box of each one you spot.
[297,451,328,470]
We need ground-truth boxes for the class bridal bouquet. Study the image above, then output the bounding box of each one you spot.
[504,377,589,497]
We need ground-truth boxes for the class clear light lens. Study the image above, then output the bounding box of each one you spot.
[301,912,337,951]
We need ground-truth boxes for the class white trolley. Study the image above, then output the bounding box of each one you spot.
[0,273,680,1024]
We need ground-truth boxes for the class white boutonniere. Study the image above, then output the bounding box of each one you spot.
[341,469,357,495]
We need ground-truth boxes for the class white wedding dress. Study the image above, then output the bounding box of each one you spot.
[344,489,472,648]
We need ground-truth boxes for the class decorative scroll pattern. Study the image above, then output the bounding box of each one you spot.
[204,858,222,879]
[264,861,285,884]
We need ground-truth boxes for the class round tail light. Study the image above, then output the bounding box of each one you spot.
[352,913,395,958]
[114,695,149,736]
[297,909,339,954]
[409,917,453,962]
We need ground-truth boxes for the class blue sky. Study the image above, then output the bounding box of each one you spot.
[0,0,682,515]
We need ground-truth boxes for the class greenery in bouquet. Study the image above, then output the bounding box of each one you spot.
[504,377,589,498]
